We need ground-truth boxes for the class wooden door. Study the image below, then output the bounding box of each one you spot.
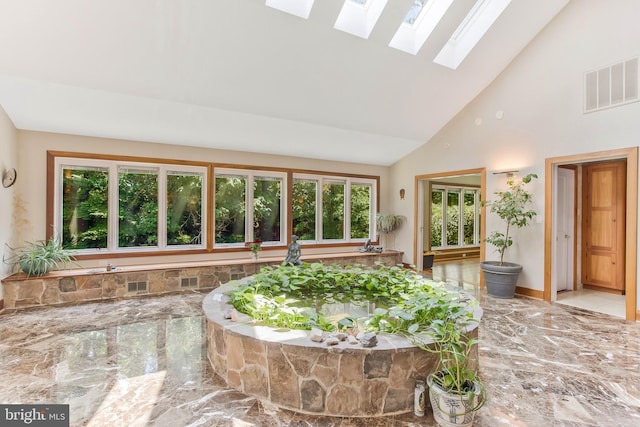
[581,160,626,293]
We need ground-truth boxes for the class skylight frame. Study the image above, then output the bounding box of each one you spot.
[389,0,454,56]
[265,0,315,20]
[334,0,388,40]
[433,0,513,69]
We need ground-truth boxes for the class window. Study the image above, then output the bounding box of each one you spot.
[51,152,379,256]
[431,185,480,249]
[214,169,286,247]
[54,156,207,254]
[350,182,372,239]
[62,166,109,249]
[292,179,317,240]
[119,167,159,248]
[294,174,376,243]
[322,180,345,240]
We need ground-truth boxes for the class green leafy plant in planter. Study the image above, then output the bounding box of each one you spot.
[4,236,77,276]
[481,173,538,298]
[369,281,485,426]
[422,315,485,426]
[229,262,485,425]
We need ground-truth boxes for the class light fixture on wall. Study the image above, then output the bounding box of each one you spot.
[399,188,405,200]
[493,170,518,178]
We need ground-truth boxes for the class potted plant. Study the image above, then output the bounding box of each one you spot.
[481,173,538,298]
[425,319,485,427]
[3,236,76,276]
[409,295,485,426]
[375,213,404,249]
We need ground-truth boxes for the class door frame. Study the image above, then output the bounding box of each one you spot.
[544,147,638,321]
[413,168,486,269]
[553,165,577,295]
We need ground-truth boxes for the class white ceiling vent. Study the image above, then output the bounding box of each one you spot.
[584,57,639,113]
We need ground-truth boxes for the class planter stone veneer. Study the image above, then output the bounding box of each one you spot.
[203,281,481,417]
[1,251,403,311]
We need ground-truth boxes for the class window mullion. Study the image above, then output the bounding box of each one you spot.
[157,167,167,249]
[246,173,254,243]
[344,179,352,241]
[317,178,324,243]
[108,164,119,251]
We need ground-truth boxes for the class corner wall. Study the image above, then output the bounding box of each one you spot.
[0,104,18,299]
[389,0,640,305]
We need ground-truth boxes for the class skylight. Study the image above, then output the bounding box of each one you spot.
[334,0,388,39]
[265,0,315,20]
[434,0,512,69]
[389,0,454,55]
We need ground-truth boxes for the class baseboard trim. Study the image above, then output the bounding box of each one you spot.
[515,287,544,299]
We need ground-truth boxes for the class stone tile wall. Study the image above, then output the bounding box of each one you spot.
[1,251,403,311]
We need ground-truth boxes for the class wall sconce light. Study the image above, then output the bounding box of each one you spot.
[493,170,519,178]
[399,188,405,200]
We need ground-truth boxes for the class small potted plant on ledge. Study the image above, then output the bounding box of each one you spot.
[481,173,538,298]
[245,238,262,260]
[4,236,76,277]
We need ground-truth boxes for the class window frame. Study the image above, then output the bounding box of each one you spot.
[47,151,381,258]
[431,184,480,249]
[51,154,209,256]
[214,167,288,249]
[294,173,377,244]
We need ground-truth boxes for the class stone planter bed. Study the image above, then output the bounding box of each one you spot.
[203,280,481,417]
[1,251,403,311]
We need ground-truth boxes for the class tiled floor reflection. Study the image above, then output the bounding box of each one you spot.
[1,285,639,426]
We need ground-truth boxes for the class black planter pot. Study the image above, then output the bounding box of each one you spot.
[480,261,523,298]
[422,254,435,269]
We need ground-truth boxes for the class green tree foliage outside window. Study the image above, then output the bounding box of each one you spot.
[446,191,460,245]
[431,188,478,248]
[167,173,203,245]
[431,191,443,247]
[119,170,158,247]
[215,176,246,244]
[350,184,371,239]
[292,179,317,240]
[62,167,109,249]
[253,177,282,243]
[322,182,345,239]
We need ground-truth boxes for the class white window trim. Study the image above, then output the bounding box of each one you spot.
[431,185,480,249]
[54,157,207,254]
[214,168,288,248]
[294,173,377,244]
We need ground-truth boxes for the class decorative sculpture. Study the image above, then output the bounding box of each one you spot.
[358,238,383,253]
[285,235,302,265]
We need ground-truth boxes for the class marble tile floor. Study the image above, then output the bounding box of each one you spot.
[427,259,627,319]
[556,289,626,319]
[0,289,639,426]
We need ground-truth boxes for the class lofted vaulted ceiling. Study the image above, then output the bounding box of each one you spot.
[0,0,568,165]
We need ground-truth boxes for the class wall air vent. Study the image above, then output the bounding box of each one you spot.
[127,281,148,293]
[181,277,198,288]
[584,57,639,113]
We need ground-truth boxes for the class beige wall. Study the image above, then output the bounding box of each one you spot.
[0,104,18,293]
[390,0,640,305]
[17,130,390,268]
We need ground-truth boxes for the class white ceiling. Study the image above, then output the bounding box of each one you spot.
[0,0,568,165]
